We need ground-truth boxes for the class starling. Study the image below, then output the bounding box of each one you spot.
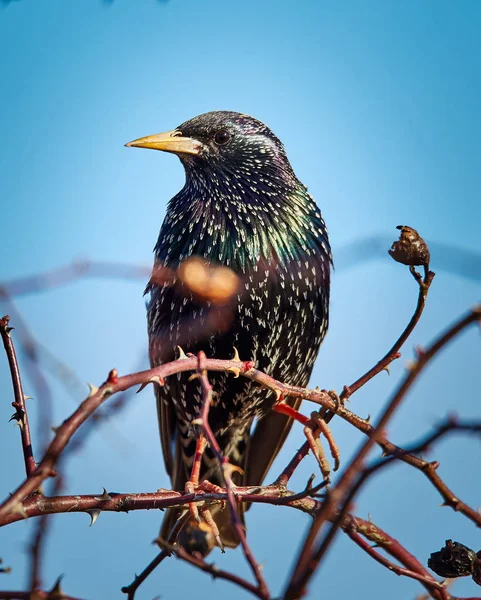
[126,111,332,549]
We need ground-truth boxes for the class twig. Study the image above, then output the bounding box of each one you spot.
[121,550,170,600]
[0,591,86,600]
[28,476,64,593]
[283,304,481,600]
[344,515,447,599]
[196,352,270,599]
[0,316,36,478]
[0,260,150,297]
[0,484,321,527]
[1,349,479,529]
[160,540,266,600]
[339,265,435,403]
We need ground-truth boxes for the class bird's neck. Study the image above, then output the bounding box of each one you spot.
[154,169,329,273]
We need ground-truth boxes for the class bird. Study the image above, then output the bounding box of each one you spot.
[126,111,332,551]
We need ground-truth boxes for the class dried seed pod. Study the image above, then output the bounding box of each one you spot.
[428,539,476,578]
[388,225,430,267]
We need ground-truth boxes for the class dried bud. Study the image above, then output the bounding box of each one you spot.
[177,257,240,305]
[428,539,476,578]
[388,225,430,267]
[177,519,216,557]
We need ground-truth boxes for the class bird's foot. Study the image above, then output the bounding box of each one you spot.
[199,479,226,494]
[328,389,344,412]
[273,402,340,481]
[200,507,225,552]
[306,411,341,477]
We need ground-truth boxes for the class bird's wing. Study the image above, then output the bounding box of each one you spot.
[244,395,302,488]
[156,387,177,480]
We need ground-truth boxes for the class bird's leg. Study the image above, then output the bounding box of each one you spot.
[273,401,339,481]
[185,434,208,523]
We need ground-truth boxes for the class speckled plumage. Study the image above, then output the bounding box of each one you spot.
[143,111,332,547]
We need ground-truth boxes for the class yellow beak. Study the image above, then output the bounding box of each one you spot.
[125,130,202,155]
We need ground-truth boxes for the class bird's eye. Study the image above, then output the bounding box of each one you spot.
[214,130,231,145]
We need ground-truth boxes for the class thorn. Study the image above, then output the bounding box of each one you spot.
[48,575,64,598]
[188,372,201,381]
[51,425,60,434]
[226,366,240,378]
[87,383,99,397]
[87,509,101,527]
[137,375,165,392]
[274,389,283,402]
[94,488,111,502]
[232,346,241,362]
[382,365,390,376]
[191,418,204,426]
[23,395,33,401]
[365,414,371,423]
[176,345,189,360]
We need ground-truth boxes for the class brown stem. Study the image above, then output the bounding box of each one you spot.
[283,304,481,600]
[339,266,435,403]
[197,352,270,599]
[28,476,64,593]
[0,316,36,478]
[0,260,150,297]
[121,550,170,600]
[161,540,267,599]
[0,484,320,527]
[2,350,478,529]
[0,591,86,600]
[344,515,447,599]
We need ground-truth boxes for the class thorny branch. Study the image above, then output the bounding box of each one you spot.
[178,352,270,599]
[339,263,434,403]
[2,229,481,600]
[283,303,481,600]
[1,310,481,598]
[0,316,36,478]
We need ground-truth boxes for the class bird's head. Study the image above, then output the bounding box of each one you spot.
[126,111,294,182]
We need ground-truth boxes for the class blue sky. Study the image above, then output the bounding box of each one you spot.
[1,1,480,599]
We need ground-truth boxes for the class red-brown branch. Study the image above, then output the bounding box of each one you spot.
[340,265,434,403]
[1,346,479,531]
[0,484,321,528]
[196,352,270,599]
[161,540,266,600]
[0,316,36,478]
[284,303,481,600]
[343,515,447,599]
[121,550,170,600]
